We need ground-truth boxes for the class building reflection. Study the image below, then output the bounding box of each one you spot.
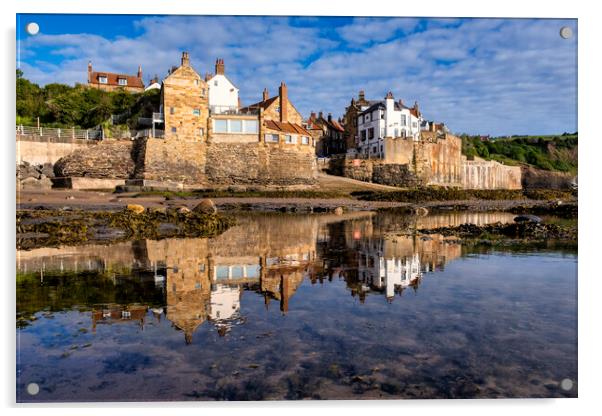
[16,211,491,343]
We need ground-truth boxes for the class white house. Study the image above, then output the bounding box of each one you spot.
[207,58,240,114]
[356,91,423,159]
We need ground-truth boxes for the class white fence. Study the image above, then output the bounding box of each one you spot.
[16,125,103,140]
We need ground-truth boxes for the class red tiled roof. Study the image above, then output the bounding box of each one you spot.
[89,71,144,89]
[240,96,278,112]
[264,119,311,136]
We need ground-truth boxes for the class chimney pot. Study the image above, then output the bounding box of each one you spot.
[215,58,225,75]
[181,51,190,67]
[263,88,269,101]
[327,113,332,122]
[358,90,365,101]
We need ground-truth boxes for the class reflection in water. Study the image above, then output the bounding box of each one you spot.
[16,211,577,401]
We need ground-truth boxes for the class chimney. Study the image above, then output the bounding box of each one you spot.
[318,111,323,119]
[279,82,288,122]
[181,51,190,67]
[327,113,333,123]
[137,64,142,79]
[398,98,404,107]
[358,90,365,101]
[310,111,316,119]
[215,58,225,75]
[413,101,420,115]
[263,88,269,101]
[87,61,92,83]
[385,91,394,100]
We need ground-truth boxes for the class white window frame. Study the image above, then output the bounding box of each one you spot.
[301,136,309,145]
[192,108,200,116]
[118,78,127,86]
[98,76,108,84]
[284,135,297,144]
[264,134,279,143]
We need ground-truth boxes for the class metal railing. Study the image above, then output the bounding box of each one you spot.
[16,125,103,140]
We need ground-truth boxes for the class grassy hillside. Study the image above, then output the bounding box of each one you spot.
[461,134,577,173]
[16,69,159,129]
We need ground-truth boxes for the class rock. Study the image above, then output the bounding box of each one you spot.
[415,207,429,217]
[333,206,344,216]
[177,206,191,214]
[514,214,542,224]
[20,176,52,190]
[193,198,217,215]
[66,195,75,200]
[17,162,41,180]
[40,163,55,178]
[126,204,145,214]
[149,207,167,215]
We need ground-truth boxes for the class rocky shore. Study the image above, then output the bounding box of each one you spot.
[16,204,234,250]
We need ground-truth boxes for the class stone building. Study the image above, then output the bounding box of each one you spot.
[87,61,145,93]
[161,52,209,142]
[307,112,346,157]
[341,90,377,152]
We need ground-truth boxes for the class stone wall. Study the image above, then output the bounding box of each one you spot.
[138,137,207,185]
[461,157,522,190]
[521,166,576,190]
[205,142,317,185]
[54,139,135,179]
[332,158,421,188]
[17,136,97,165]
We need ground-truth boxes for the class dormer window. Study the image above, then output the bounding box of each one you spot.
[98,76,107,84]
[118,78,127,86]
[214,80,218,86]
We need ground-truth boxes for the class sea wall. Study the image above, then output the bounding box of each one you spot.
[17,135,98,165]
[461,157,522,190]
[53,139,135,179]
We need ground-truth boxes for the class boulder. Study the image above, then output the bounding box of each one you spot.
[126,204,145,214]
[193,199,217,215]
[20,176,52,190]
[514,214,542,224]
[333,206,344,216]
[415,207,429,217]
[41,163,55,178]
[177,206,191,214]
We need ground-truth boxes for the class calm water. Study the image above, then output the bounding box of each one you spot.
[16,211,577,401]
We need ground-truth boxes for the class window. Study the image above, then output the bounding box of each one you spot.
[214,80,218,86]
[98,76,107,84]
[285,135,297,144]
[170,107,175,115]
[400,115,406,126]
[198,128,204,137]
[194,79,199,86]
[192,108,200,116]
[201,88,206,96]
[214,119,228,133]
[368,127,375,140]
[381,112,385,119]
[230,119,242,133]
[244,119,258,133]
[361,130,367,141]
[380,128,385,138]
[372,146,377,153]
[275,106,280,113]
[171,127,177,133]
[265,134,279,143]
[301,136,309,145]
[394,128,399,137]
[412,122,418,128]
[118,78,127,86]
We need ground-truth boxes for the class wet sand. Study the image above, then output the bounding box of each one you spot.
[16,189,566,214]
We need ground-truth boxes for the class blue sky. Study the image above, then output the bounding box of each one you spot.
[16,14,577,136]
